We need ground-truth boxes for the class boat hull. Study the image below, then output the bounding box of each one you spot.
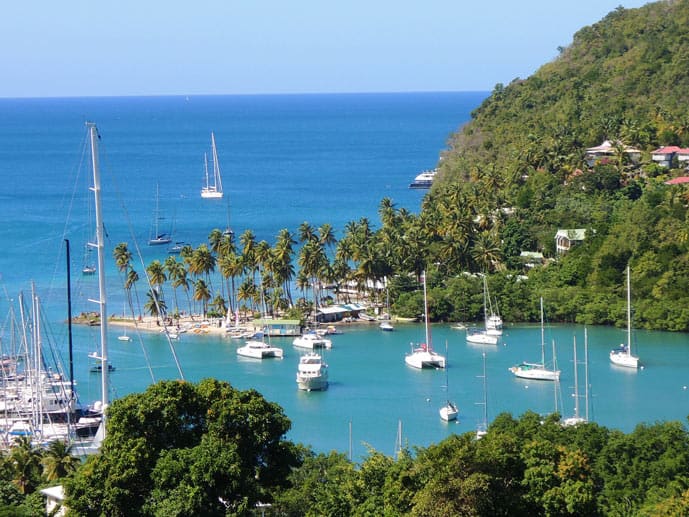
[405,349,446,369]
[201,190,223,199]
[293,335,332,349]
[439,402,458,421]
[296,353,328,391]
[466,332,498,345]
[237,341,283,359]
[610,350,639,368]
[509,363,560,381]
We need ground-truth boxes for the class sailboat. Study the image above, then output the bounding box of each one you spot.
[476,352,488,439]
[118,302,131,342]
[405,271,446,369]
[466,276,499,345]
[509,297,560,381]
[148,183,172,245]
[439,341,458,421]
[379,278,394,331]
[200,132,224,199]
[563,330,590,426]
[484,277,503,336]
[610,265,640,368]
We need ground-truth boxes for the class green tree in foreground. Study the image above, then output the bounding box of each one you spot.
[65,379,302,516]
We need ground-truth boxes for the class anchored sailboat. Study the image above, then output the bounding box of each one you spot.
[509,297,560,381]
[404,271,446,369]
[610,265,640,368]
[201,132,224,199]
[148,183,172,245]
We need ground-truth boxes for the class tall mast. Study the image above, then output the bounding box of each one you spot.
[87,122,109,433]
[422,271,430,348]
[540,297,545,365]
[626,265,632,357]
[572,336,579,420]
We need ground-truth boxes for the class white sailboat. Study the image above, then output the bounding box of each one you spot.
[148,183,172,245]
[466,276,499,345]
[439,341,458,421]
[405,271,446,369]
[476,352,488,439]
[509,297,560,381]
[484,276,503,336]
[610,265,640,368]
[563,330,590,426]
[201,132,223,199]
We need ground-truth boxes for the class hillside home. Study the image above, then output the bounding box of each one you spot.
[585,140,641,167]
[651,146,689,168]
[555,229,587,254]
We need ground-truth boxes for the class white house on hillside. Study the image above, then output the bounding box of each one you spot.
[555,229,588,254]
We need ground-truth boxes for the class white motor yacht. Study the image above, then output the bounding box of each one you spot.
[293,332,332,350]
[296,352,328,391]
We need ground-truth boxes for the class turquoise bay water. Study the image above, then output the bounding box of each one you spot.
[1,93,689,460]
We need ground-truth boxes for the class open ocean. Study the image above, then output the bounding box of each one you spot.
[1,92,689,460]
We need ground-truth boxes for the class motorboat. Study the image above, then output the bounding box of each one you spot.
[237,339,283,359]
[409,169,437,189]
[296,352,328,391]
[293,332,332,350]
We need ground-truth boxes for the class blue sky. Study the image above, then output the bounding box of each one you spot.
[2,1,650,98]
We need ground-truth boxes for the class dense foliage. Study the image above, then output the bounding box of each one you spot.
[271,413,689,516]
[16,380,685,516]
[64,379,302,516]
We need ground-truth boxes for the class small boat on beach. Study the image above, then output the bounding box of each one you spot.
[296,352,328,391]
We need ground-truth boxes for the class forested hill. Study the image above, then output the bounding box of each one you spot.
[419,0,689,331]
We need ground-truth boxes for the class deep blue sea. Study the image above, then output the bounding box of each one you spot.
[1,92,689,461]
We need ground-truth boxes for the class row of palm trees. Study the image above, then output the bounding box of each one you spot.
[112,194,507,324]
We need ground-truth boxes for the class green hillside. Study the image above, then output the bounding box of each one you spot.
[421,0,689,331]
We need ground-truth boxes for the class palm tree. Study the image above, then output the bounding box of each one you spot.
[193,279,212,317]
[144,288,167,323]
[164,256,187,320]
[273,229,296,307]
[189,244,216,285]
[146,260,167,294]
[41,440,80,482]
[8,436,42,495]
